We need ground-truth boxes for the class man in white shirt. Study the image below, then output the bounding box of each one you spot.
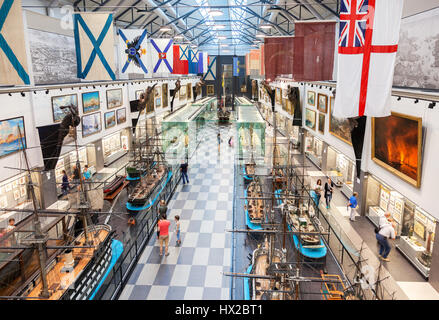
[379,212,391,227]
[376,222,396,262]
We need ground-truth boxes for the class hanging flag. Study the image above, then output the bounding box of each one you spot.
[149,38,173,74]
[260,44,265,76]
[188,48,199,74]
[333,0,404,118]
[202,52,208,74]
[0,0,30,85]
[73,12,116,81]
[172,44,188,74]
[198,52,204,74]
[233,56,239,76]
[118,29,148,75]
[203,56,216,81]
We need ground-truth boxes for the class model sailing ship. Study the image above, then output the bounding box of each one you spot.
[0,117,119,300]
[245,177,265,230]
[126,93,170,211]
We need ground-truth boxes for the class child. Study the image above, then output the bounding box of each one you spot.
[174,215,181,246]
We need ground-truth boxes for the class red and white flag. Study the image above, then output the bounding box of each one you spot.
[333,0,404,118]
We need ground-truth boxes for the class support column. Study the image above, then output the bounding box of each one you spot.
[90,139,104,171]
[354,170,368,217]
[38,169,57,209]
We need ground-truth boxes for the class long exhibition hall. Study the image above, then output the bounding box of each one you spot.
[0,0,439,306]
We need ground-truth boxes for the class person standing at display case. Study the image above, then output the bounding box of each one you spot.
[158,214,170,257]
[70,164,81,190]
[61,170,70,196]
[314,179,323,205]
[347,192,359,222]
[376,222,396,262]
[324,178,334,209]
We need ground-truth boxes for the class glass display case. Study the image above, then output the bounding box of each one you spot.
[54,147,89,195]
[365,174,437,278]
[102,130,129,165]
[325,146,355,198]
[237,104,266,165]
[0,173,33,230]
[304,132,323,169]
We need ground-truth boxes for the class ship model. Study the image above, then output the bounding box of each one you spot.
[245,177,265,230]
[247,238,292,300]
[126,112,170,211]
[0,122,119,300]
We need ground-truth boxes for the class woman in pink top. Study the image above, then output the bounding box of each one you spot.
[158,214,171,256]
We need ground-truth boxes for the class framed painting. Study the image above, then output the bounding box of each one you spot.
[0,116,26,158]
[116,108,126,124]
[307,91,315,106]
[179,85,187,100]
[187,83,192,100]
[82,91,100,114]
[106,88,123,109]
[318,113,325,134]
[329,97,352,145]
[305,108,316,130]
[51,94,78,122]
[317,93,328,113]
[372,112,422,188]
[154,86,161,99]
[104,111,116,129]
[155,97,162,108]
[162,83,168,108]
[207,85,214,96]
[135,90,143,100]
[82,112,102,137]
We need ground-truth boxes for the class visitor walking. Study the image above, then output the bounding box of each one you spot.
[174,215,181,246]
[61,170,70,196]
[217,133,221,153]
[324,178,334,209]
[70,164,81,190]
[180,160,189,184]
[347,192,359,222]
[158,199,168,218]
[158,214,170,256]
[83,164,91,190]
[228,136,233,147]
[376,222,396,262]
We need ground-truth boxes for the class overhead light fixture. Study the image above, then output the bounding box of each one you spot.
[209,9,223,16]
[174,35,184,39]
[255,33,266,38]
[214,24,225,30]
[220,44,229,47]
[260,24,272,29]
[218,36,227,40]
[160,26,172,32]
[190,44,197,48]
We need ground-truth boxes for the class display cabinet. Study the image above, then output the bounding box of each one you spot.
[304,132,323,169]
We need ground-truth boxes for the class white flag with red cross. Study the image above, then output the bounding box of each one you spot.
[333,0,404,118]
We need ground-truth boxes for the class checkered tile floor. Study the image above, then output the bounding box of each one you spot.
[119,122,235,300]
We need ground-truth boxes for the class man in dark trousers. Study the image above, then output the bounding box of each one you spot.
[180,160,189,184]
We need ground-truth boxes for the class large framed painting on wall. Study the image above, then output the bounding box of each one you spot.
[372,112,423,188]
[307,91,315,106]
[162,83,168,108]
[51,94,78,122]
[104,111,116,129]
[329,97,352,145]
[82,112,102,137]
[275,88,282,105]
[82,91,100,114]
[317,93,328,113]
[305,108,316,130]
[116,108,126,124]
[106,88,123,109]
[0,116,26,158]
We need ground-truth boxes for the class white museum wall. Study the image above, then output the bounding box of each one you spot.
[0,93,43,182]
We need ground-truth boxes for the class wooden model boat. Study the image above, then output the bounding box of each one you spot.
[104,175,126,195]
[243,163,256,181]
[127,165,168,208]
[217,109,231,121]
[247,239,291,300]
[245,177,264,228]
[15,224,114,300]
[275,190,327,260]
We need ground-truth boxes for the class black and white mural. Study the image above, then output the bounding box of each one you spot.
[28,29,79,85]
[393,7,439,90]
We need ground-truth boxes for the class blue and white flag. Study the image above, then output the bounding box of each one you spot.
[203,56,216,81]
[74,12,116,81]
[0,0,30,85]
[119,29,148,76]
[149,38,173,74]
[188,48,199,74]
